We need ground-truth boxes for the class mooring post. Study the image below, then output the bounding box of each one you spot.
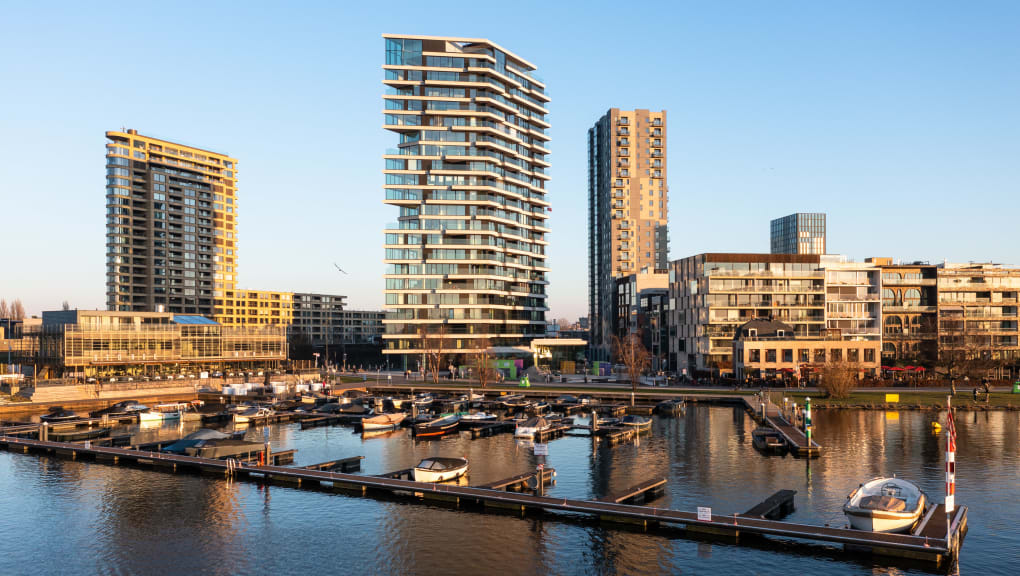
[945,395,956,549]
[264,442,271,466]
[805,397,812,446]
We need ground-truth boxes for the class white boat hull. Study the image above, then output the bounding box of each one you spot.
[412,465,468,483]
[139,411,179,422]
[844,509,921,533]
[514,426,549,439]
[363,422,399,431]
[843,477,926,533]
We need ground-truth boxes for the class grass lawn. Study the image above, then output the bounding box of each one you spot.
[782,390,1020,409]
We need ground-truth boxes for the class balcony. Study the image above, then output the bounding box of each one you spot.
[883,305,937,313]
[882,278,936,286]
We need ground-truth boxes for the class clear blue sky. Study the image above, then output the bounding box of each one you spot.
[2,1,1018,321]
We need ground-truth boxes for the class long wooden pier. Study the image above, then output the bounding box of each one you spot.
[0,434,964,567]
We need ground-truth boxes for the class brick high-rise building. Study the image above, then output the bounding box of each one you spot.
[588,109,668,360]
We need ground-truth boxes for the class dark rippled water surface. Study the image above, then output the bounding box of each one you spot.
[1,406,1017,575]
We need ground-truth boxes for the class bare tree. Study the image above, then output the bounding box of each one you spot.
[612,332,650,394]
[62,300,71,311]
[0,299,8,319]
[419,323,449,385]
[473,337,497,389]
[819,361,860,399]
[10,299,24,321]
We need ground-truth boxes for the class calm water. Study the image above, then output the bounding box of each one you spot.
[1,406,1017,575]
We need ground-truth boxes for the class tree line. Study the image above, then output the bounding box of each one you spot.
[0,299,26,320]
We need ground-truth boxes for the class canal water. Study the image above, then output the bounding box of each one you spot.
[1,406,1017,575]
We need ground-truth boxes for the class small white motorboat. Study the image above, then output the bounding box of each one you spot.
[515,416,551,439]
[362,412,407,432]
[843,477,927,533]
[138,403,185,423]
[461,412,498,422]
[233,406,273,424]
[412,457,469,483]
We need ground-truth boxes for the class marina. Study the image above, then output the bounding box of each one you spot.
[0,398,979,572]
[0,433,967,566]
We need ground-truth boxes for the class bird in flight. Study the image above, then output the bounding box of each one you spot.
[334,263,348,275]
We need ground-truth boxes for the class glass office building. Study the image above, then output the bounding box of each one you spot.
[770,213,826,255]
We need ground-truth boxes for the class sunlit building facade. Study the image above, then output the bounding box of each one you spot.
[588,109,668,361]
[105,130,239,316]
[381,35,551,364]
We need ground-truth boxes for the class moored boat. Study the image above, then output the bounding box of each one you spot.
[412,456,469,483]
[460,412,498,422]
[515,416,551,439]
[751,427,786,453]
[49,426,112,442]
[362,412,407,432]
[843,477,927,533]
[39,407,80,424]
[233,406,273,424]
[656,398,686,416]
[414,414,460,437]
[502,396,533,410]
[138,403,186,423]
[619,415,652,430]
[90,400,146,418]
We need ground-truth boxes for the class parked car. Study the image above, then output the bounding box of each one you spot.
[86,377,97,384]
[108,377,117,383]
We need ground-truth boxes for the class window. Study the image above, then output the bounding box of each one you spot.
[814,349,826,363]
[885,316,903,334]
[848,348,860,362]
[831,348,842,362]
[864,348,875,363]
[765,349,776,363]
[904,289,921,307]
[782,349,793,363]
[749,349,760,363]
[882,288,896,306]
[798,349,809,363]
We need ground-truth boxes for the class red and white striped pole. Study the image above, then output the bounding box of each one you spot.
[945,395,956,545]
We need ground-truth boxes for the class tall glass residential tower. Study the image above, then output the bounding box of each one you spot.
[381,35,551,365]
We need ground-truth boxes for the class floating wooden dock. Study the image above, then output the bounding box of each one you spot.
[742,396,822,457]
[474,468,556,492]
[302,456,364,473]
[599,478,667,504]
[741,489,797,520]
[0,434,965,567]
[468,421,515,439]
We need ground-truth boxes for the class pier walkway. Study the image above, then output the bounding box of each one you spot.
[0,434,962,567]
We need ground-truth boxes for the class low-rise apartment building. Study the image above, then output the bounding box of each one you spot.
[668,253,882,377]
[867,258,939,366]
[937,263,1020,376]
[732,319,880,381]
